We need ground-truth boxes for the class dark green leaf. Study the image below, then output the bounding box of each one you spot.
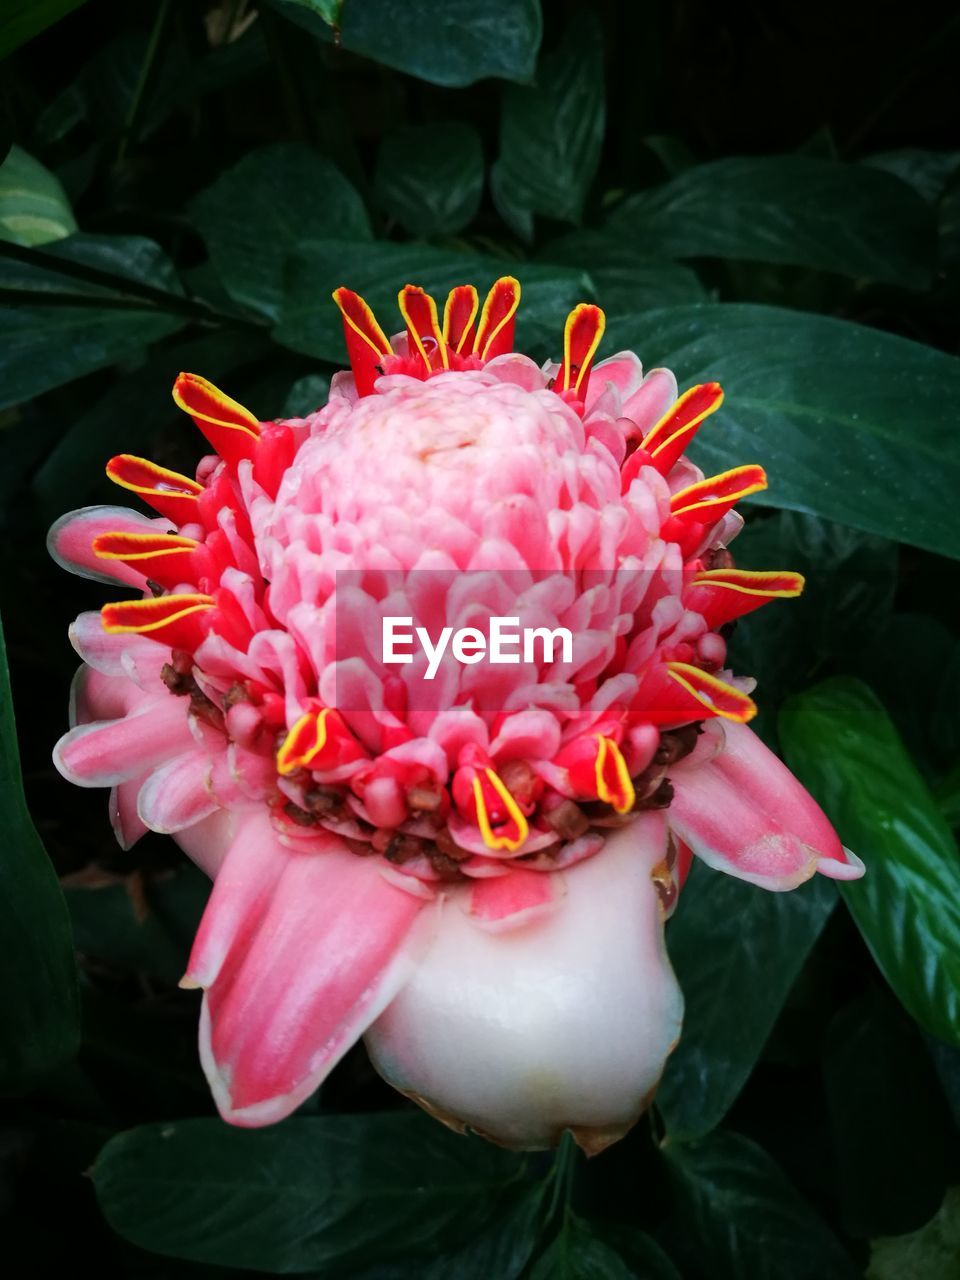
[823,990,949,1237]
[275,239,590,363]
[606,156,934,288]
[271,0,342,28]
[0,144,77,246]
[375,123,484,237]
[338,0,542,88]
[728,511,897,745]
[30,329,268,523]
[491,14,604,237]
[0,233,188,410]
[0,0,86,61]
[659,1131,860,1279]
[863,148,960,203]
[868,1187,960,1280]
[609,305,960,558]
[0,614,79,1089]
[659,863,836,1139]
[530,1215,642,1280]
[190,143,371,320]
[540,232,708,315]
[93,1113,528,1272]
[780,678,960,1045]
[282,372,330,417]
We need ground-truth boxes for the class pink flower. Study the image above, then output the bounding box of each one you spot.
[50,277,863,1151]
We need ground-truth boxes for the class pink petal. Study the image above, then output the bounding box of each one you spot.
[585,352,644,410]
[668,722,863,889]
[53,698,195,787]
[196,827,433,1125]
[136,751,221,834]
[48,505,165,586]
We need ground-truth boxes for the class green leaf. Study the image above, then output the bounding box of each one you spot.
[0,0,86,61]
[93,1113,529,1272]
[190,143,372,320]
[271,0,342,28]
[539,231,708,315]
[727,511,897,745]
[0,614,79,1090]
[659,1131,860,1279]
[338,0,542,88]
[609,305,960,558]
[275,239,590,363]
[0,145,77,247]
[823,990,949,1237]
[868,1186,960,1280]
[780,677,960,1045]
[0,233,188,410]
[863,148,960,204]
[606,156,934,289]
[375,123,484,237]
[658,863,836,1140]
[530,1215,643,1280]
[283,372,330,417]
[491,14,605,238]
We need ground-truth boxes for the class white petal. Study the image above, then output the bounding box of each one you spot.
[365,812,683,1151]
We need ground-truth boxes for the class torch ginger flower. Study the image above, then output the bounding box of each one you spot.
[50,276,863,1151]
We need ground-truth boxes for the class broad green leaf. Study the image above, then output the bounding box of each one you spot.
[780,678,960,1045]
[0,0,86,61]
[356,1184,547,1280]
[823,990,949,1237]
[868,1186,960,1280]
[190,143,372,320]
[275,239,590,362]
[338,0,541,87]
[270,0,342,28]
[375,123,484,237]
[0,615,79,1089]
[658,863,836,1140]
[530,1215,644,1280]
[0,145,77,246]
[539,231,708,315]
[864,148,960,204]
[491,13,604,238]
[659,1131,860,1279]
[610,305,960,558]
[0,233,187,410]
[93,1113,528,1272]
[606,156,934,289]
[728,511,897,745]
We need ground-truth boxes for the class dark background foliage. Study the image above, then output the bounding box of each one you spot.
[1,1,959,1275]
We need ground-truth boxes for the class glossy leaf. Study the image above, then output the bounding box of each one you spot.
[658,1131,860,1279]
[0,233,187,410]
[0,0,86,60]
[338,0,542,88]
[868,1187,960,1279]
[491,13,605,238]
[190,143,372,320]
[864,148,960,203]
[0,144,77,246]
[610,305,960,557]
[0,615,79,1089]
[93,1114,529,1272]
[606,156,934,288]
[375,122,484,237]
[539,231,708,315]
[659,862,836,1140]
[530,1216,646,1280]
[275,239,590,362]
[780,678,960,1045]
